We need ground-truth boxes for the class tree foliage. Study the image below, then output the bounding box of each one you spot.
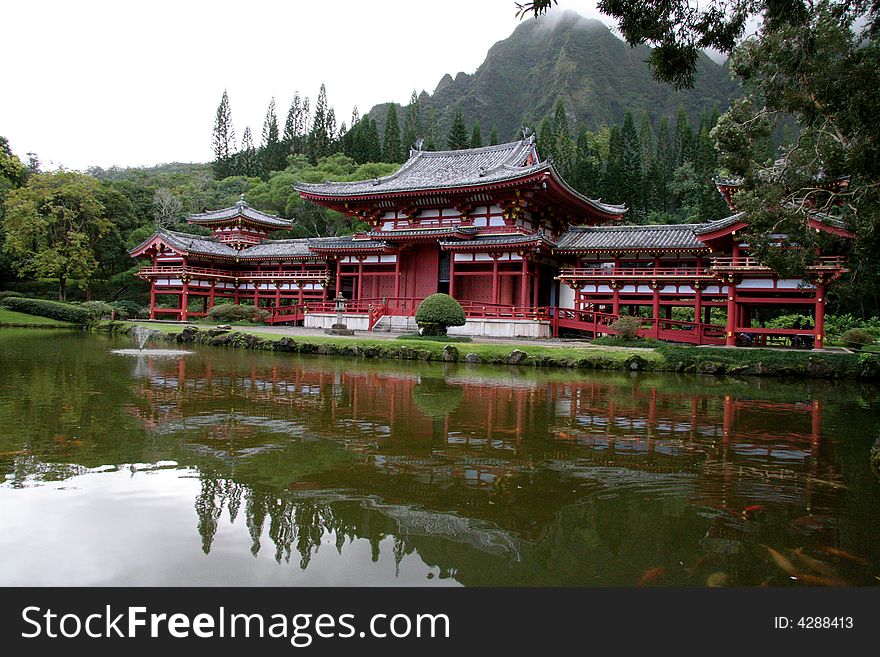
[2,172,115,300]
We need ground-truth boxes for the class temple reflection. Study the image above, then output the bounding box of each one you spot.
[111,354,853,584]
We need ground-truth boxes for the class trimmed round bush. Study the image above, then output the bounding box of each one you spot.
[206,303,270,324]
[608,314,642,341]
[1,297,92,324]
[0,291,24,301]
[415,294,466,336]
[840,328,875,349]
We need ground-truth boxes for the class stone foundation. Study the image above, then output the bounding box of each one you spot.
[304,313,550,337]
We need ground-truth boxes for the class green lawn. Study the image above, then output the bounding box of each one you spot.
[0,307,75,327]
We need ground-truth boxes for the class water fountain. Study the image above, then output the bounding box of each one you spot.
[111,325,193,357]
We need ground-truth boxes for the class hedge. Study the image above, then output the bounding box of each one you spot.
[0,297,92,325]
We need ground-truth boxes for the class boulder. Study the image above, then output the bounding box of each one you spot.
[442,345,459,362]
[508,349,528,365]
[464,353,481,364]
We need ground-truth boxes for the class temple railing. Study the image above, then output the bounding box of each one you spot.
[709,255,846,270]
[137,265,329,281]
[557,266,714,280]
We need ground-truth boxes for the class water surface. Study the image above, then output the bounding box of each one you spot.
[1,329,878,586]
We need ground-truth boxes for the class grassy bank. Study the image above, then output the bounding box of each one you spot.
[95,321,880,380]
[0,307,76,328]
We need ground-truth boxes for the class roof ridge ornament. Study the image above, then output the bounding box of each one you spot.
[521,126,533,139]
[236,193,246,207]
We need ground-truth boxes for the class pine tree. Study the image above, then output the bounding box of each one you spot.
[603,125,625,207]
[211,90,236,180]
[470,122,483,148]
[621,112,643,219]
[307,84,333,163]
[550,99,574,179]
[259,98,285,175]
[572,129,601,195]
[446,105,469,150]
[382,104,402,163]
[402,91,422,152]
[489,124,499,146]
[284,93,310,155]
[363,117,381,162]
[237,126,257,177]
[538,116,553,156]
[655,117,674,212]
[424,109,439,151]
[674,107,694,167]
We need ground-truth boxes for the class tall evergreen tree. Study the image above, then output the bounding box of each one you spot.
[236,126,257,177]
[655,117,674,212]
[259,98,285,175]
[603,125,625,206]
[489,124,499,146]
[211,90,236,180]
[674,107,694,166]
[621,112,644,219]
[307,84,333,163]
[424,108,439,151]
[382,104,402,163]
[402,91,422,152]
[470,122,483,148]
[446,105,469,150]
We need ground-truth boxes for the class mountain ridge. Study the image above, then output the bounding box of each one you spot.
[367,10,738,144]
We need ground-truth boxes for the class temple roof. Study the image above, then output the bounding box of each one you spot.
[439,232,555,250]
[234,238,315,260]
[555,224,708,252]
[306,236,394,252]
[187,198,292,228]
[295,139,542,196]
[294,137,625,220]
[130,229,321,260]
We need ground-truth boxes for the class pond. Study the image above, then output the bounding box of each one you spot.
[1,329,878,586]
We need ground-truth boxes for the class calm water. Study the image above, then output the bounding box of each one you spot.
[1,329,879,587]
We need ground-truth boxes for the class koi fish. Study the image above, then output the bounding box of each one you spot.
[638,566,666,586]
[818,546,871,567]
[763,545,799,576]
[741,504,764,516]
[706,572,729,587]
[789,548,837,579]
[791,573,850,587]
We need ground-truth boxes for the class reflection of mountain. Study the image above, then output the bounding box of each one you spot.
[2,331,878,586]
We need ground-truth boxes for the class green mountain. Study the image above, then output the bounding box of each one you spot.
[368,10,739,143]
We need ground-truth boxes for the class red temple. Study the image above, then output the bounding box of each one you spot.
[131,136,852,348]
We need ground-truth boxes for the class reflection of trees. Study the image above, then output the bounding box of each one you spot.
[412,378,464,418]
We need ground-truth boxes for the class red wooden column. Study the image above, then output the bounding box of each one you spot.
[492,257,500,305]
[180,279,189,321]
[357,259,364,300]
[611,283,620,316]
[725,281,737,346]
[532,263,540,307]
[393,254,402,300]
[693,283,703,344]
[814,280,826,350]
[253,282,259,308]
[651,284,660,338]
[335,258,342,298]
[275,282,281,309]
[208,282,215,309]
[519,257,529,307]
[447,252,455,300]
[149,281,156,319]
[233,284,240,305]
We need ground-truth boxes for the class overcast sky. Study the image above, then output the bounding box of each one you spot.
[2,0,611,171]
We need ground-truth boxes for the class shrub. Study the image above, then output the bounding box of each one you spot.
[78,300,115,320]
[766,313,814,330]
[110,300,147,320]
[206,303,270,324]
[1,297,92,325]
[607,315,642,341]
[839,328,876,350]
[0,291,23,301]
[415,294,466,336]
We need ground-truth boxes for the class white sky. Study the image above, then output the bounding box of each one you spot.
[1,0,609,171]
